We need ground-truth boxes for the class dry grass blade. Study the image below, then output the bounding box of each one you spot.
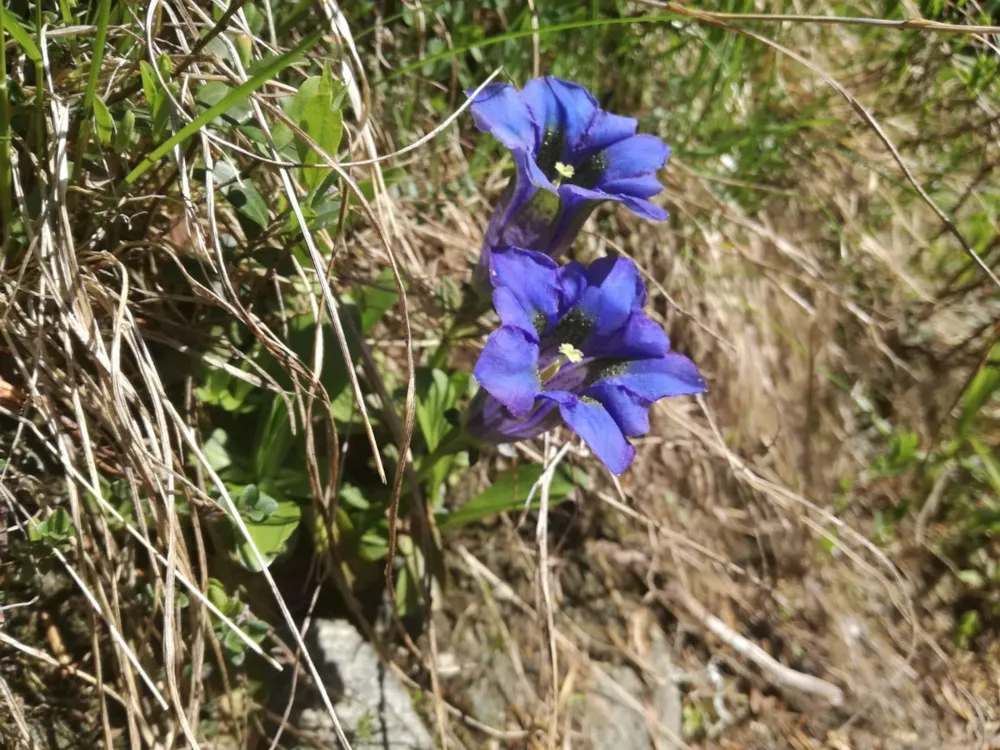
[645,2,1000,34]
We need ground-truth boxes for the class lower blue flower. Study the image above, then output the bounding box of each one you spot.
[467,247,706,474]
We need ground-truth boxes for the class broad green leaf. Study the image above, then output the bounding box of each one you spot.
[296,64,345,192]
[314,166,407,210]
[271,272,398,425]
[340,484,372,511]
[206,579,244,619]
[237,484,279,523]
[0,8,42,62]
[123,29,323,188]
[436,463,590,531]
[196,81,252,126]
[958,366,1000,437]
[212,160,269,229]
[301,198,345,232]
[194,366,255,413]
[357,268,402,333]
[235,498,302,572]
[202,428,232,473]
[358,518,391,562]
[93,97,115,146]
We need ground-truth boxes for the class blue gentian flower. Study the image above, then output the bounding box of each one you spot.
[466,247,705,474]
[468,77,671,280]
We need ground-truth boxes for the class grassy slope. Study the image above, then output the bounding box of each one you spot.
[1,0,999,747]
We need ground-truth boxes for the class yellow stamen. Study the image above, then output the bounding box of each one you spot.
[558,343,584,363]
[553,162,575,185]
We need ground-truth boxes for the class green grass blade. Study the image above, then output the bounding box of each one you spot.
[387,13,680,81]
[0,7,42,62]
[121,29,323,189]
[82,0,111,116]
[0,7,14,245]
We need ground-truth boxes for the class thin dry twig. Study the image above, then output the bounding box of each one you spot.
[674,589,845,707]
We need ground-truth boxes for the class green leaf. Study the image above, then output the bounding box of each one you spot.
[0,8,42,62]
[394,535,424,618]
[122,29,324,188]
[358,518,391,562]
[139,60,170,141]
[29,508,76,545]
[416,368,466,452]
[235,498,302,572]
[958,366,1000,437]
[83,0,111,118]
[114,109,135,152]
[357,268,402,333]
[276,271,398,425]
[436,463,590,531]
[212,159,269,230]
[196,81,252,126]
[253,398,295,482]
[93,97,115,146]
[195,365,256,413]
[340,484,371,511]
[207,579,242,619]
[968,436,1000,496]
[238,484,279,523]
[294,63,345,192]
[202,428,232,473]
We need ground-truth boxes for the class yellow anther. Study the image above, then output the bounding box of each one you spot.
[559,343,584,363]
[554,162,575,181]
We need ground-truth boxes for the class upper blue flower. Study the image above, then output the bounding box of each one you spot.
[468,77,671,271]
[467,247,705,474]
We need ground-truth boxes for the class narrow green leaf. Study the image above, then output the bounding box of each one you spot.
[958,366,1000,437]
[114,109,135,152]
[93,97,115,146]
[139,60,170,140]
[0,8,42,62]
[253,397,295,482]
[122,29,323,188]
[387,14,677,80]
[82,0,111,116]
[968,437,1000,497]
[0,7,12,241]
[436,464,589,531]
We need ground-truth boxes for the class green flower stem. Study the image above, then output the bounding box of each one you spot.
[0,8,12,250]
[428,285,492,369]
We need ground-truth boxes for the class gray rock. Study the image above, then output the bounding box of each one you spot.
[649,626,684,749]
[584,664,655,750]
[580,627,683,750]
[296,619,433,750]
[461,625,535,731]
